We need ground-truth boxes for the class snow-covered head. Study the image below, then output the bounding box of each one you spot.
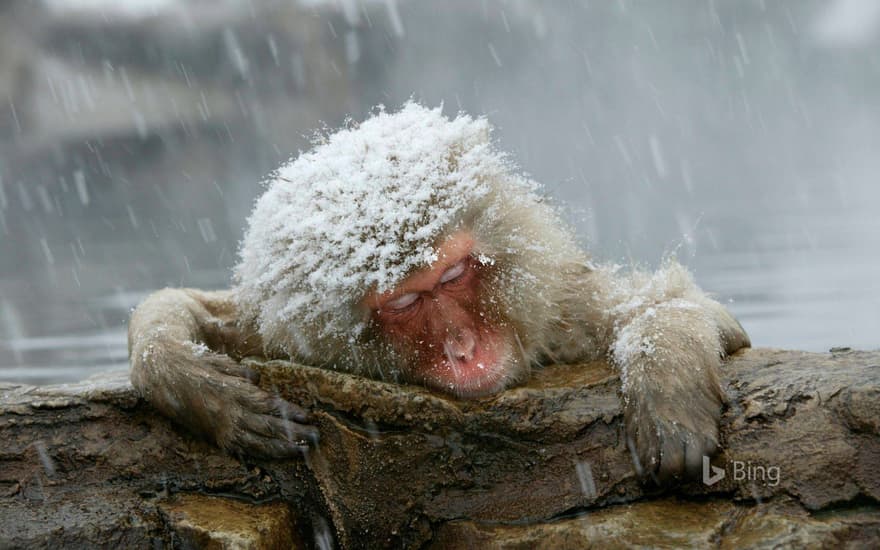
[235,102,584,376]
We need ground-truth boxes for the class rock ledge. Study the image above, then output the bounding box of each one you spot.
[1,348,878,548]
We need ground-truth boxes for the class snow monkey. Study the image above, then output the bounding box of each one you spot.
[128,103,750,482]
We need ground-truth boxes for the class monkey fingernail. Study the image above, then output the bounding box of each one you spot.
[272,397,311,422]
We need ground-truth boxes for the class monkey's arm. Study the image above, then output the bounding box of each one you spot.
[128,288,317,458]
[604,265,750,483]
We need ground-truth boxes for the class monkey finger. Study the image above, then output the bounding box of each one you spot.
[655,430,686,484]
[231,429,311,459]
[686,430,718,476]
[205,355,261,383]
[236,412,320,445]
[627,413,686,485]
[268,396,312,423]
[654,420,720,483]
[222,381,310,423]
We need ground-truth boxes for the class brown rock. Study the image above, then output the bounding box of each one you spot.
[160,494,298,549]
[1,349,878,548]
[251,348,880,547]
[431,497,880,549]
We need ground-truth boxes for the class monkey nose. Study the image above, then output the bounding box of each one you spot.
[448,329,477,363]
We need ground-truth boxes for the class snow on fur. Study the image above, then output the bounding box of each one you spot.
[234,102,530,351]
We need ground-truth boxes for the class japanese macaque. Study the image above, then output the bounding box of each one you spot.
[129,103,749,482]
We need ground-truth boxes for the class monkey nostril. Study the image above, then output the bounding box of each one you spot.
[457,330,477,362]
[444,329,478,364]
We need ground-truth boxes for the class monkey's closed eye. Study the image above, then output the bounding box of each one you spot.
[440,259,468,285]
[385,292,421,313]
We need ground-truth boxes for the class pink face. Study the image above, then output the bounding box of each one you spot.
[363,232,513,398]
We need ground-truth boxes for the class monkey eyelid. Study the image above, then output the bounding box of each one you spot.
[439,260,467,284]
[385,292,420,311]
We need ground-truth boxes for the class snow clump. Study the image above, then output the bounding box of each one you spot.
[234,102,524,351]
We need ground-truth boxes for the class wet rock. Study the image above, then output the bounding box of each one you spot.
[160,494,298,549]
[250,348,880,547]
[1,349,879,548]
[431,497,880,549]
[0,370,303,548]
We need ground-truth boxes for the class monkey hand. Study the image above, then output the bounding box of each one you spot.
[614,304,727,484]
[623,364,724,485]
[131,340,318,459]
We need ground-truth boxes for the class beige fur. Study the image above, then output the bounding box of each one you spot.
[129,220,749,480]
[129,105,750,479]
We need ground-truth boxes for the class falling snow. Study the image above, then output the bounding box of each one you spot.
[1,0,879,387]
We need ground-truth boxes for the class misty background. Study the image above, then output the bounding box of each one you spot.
[1,0,878,383]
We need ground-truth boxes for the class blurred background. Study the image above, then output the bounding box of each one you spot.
[1,0,878,383]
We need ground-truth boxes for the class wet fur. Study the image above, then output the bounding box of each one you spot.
[129,106,750,480]
[129,179,749,481]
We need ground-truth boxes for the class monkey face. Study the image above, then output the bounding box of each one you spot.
[235,104,585,390]
[363,231,525,398]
